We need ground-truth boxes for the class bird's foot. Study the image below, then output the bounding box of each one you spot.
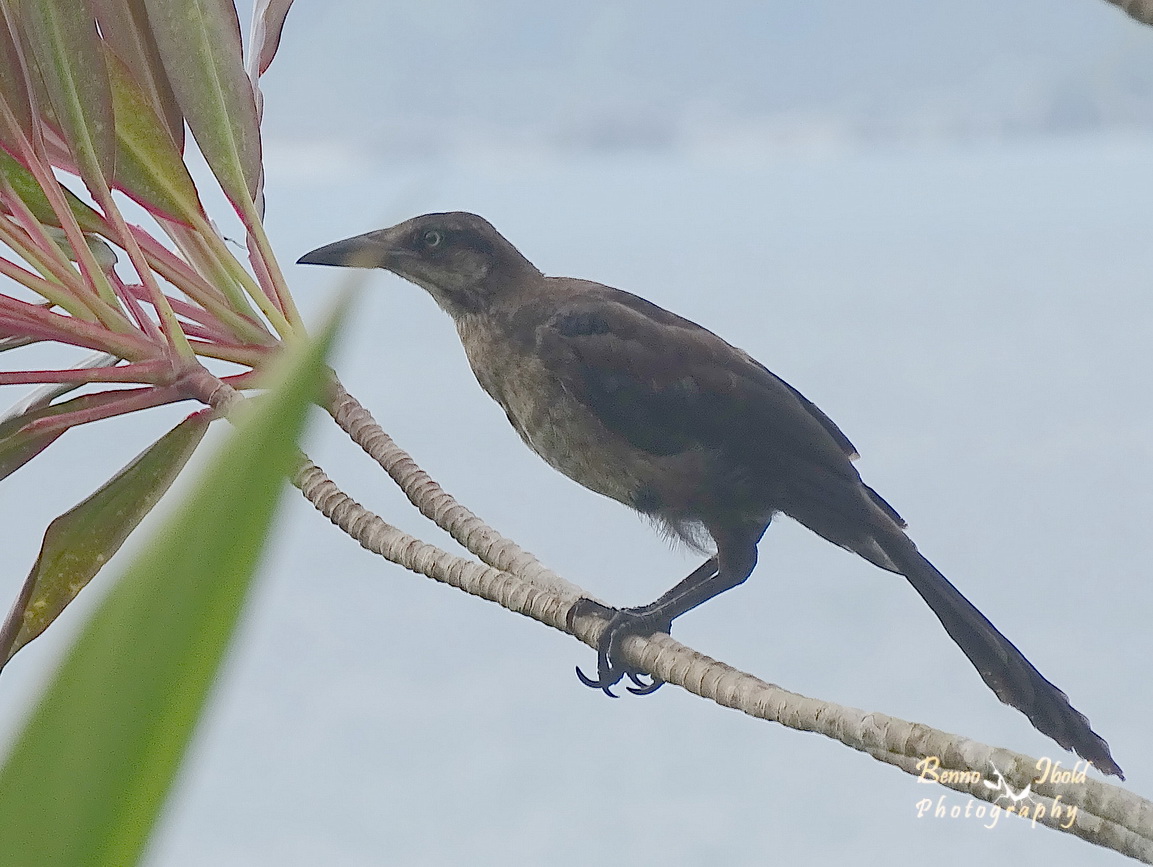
[568,598,671,697]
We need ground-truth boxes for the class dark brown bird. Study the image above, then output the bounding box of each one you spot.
[299,211,1122,779]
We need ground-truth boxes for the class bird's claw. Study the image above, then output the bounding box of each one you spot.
[625,670,662,695]
[569,598,669,697]
[575,663,619,697]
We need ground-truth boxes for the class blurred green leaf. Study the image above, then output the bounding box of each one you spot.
[0,411,210,666]
[90,0,184,150]
[0,300,346,867]
[18,0,116,189]
[105,47,202,225]
[143,0,261,208]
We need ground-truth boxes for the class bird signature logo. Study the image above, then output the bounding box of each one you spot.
[914,756,1083,830]
[982,761,1034,804]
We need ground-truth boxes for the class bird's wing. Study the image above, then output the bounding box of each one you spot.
[532,282,861,480]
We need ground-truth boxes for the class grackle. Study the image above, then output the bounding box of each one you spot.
[299,211,1122,778]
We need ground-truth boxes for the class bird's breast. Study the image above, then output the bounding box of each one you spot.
[455,315,659,508]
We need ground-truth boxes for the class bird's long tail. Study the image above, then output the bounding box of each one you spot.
[874,530,1123,779]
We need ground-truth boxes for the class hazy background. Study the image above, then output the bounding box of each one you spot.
[2,1,1152,864]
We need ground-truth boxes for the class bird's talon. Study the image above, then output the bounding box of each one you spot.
[626,678,663,696]
[575,664,620,697]
[625,670,656,689]
[625,670,663,695]
[574,608,668,697]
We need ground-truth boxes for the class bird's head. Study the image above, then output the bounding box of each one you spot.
[297,211,541,318]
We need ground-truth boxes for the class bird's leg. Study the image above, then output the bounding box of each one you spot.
[573,526,764,696]
[571,557,717,696]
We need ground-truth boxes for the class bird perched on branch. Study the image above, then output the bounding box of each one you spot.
[299,211,1122,779]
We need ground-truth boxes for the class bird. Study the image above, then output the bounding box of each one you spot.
[298,211,1123,779]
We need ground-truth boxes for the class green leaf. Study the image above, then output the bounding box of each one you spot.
[0,425,64,484]
[0,299,346,867]
[0,411,210,665]
[41,225,119,271]
[142,0,261,208]
[0,147,107,233]
[105,47,203,225]
[90,0,184,150]
[0,390,151,482]
[18,0,117,190]
[0,8,35,153]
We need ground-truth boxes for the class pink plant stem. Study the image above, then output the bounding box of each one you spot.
[0,254,77,306]
[126,223,228,305]
[127,222,273,344]
[177,321,231,342]
[109,272,165,344]
[8,139,113,318]
[90,188,192,358]
[0,361,170,386]
[23,386,188,436]
[247,234,283,314]
[220,371,259,388]
[0,184,88,291]
[0,294,157,358]
[121,281,231,341]
[185,340,269,367]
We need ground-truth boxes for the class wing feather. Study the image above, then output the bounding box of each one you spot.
[534,283,860,480]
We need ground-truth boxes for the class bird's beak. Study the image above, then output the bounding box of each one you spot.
[297,230,399,269]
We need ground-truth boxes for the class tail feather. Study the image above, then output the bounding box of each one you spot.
[874,530,1123,779]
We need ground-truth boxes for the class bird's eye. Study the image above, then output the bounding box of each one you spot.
[421,230,443,249]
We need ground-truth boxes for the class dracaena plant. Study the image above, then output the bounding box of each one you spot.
[0,0,564,673]
[0,0,302,663]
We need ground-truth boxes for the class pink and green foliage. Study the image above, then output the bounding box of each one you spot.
[0,0,297,665]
